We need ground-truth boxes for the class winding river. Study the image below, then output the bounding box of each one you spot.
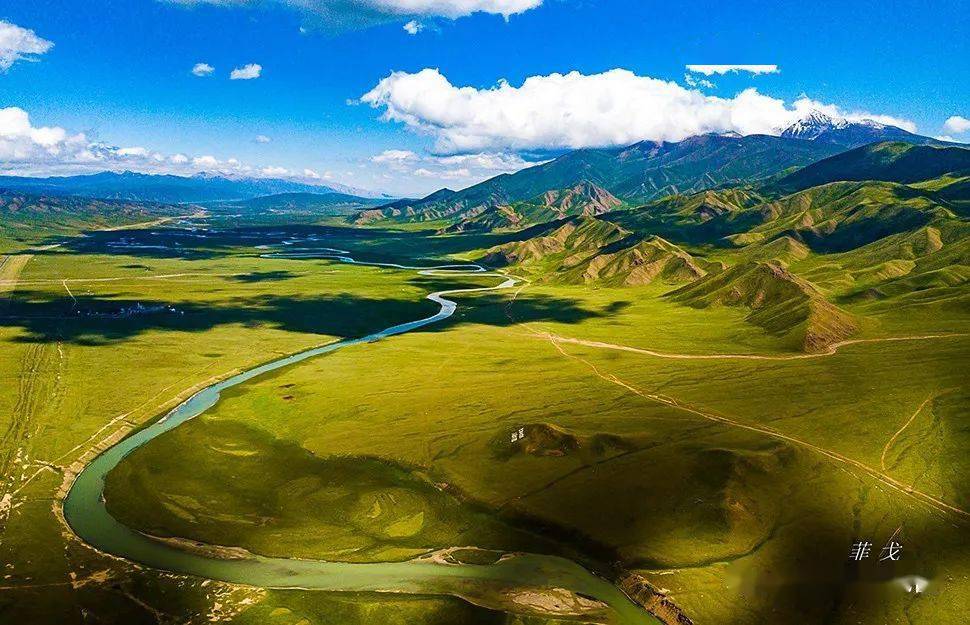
[62,249,657,624]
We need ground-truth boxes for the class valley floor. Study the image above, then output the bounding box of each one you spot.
[0,225,967,625]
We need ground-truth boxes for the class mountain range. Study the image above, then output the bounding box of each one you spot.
[778,110,933,145]
[4,112,967,355]
[0,171,386,204]
[0,191,187,247]
[359,113,957,227]
[771,141,970,194]
[477,130,969,353]
[213,192,386,215]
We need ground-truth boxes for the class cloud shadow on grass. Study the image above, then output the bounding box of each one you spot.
[0,287,607,346]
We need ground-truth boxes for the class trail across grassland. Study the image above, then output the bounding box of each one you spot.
[880,395,935,471]
[530,331,968,362]
[537,333,968,521]
[502,284,968,521]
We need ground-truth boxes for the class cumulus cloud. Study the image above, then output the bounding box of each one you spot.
[943,115,970,134]
[361,68,917,153]
[0,106,334,182]
[303,168,334,179]
[371,149,418,165]
[192,155,220,168]
[116,146,150,157]
[684,73,715,90]
[230,63,262,80]
[686,64,779,76]
[0,107,80,162]
[0,20,54,71]
[192,62,215,76]
[371,147,536,186]
[254,134,272,143]
[403,19,423,34]
[163,0,541,31]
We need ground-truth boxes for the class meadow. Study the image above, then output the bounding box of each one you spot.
[1,222,967,625]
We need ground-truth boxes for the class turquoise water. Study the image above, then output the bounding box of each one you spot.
[62,255,657,624]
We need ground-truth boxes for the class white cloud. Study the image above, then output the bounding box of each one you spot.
[255,134,272,143]
[370,147,536,188]
[434,151,533,170]
[230,63,262,80]
[163,0,541,30]
[684,73,715,90]
[116,146,150,157]
[439,167,471,179]
[0,107,78,161]
[371,149,418,165]
[686,64,779,76]
[0,20,53,71]
[192,155,220,168]
[0,106,339,182]
[192,62,215,76]
[943,116,970,135]
[403,20,423,34]
[167,0,541,18]
[361,68,916,153]
[370,0,541,18]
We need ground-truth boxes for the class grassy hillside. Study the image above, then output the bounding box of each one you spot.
[477,173,969,353]
[444,182,625,233]
[0,191,191,251]
[483,217,715,288]
[666,261,858,352]
[772,141,970,194]
[360,134,841,225]
[734,181,956,252]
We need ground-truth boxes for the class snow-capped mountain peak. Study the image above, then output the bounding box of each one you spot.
[779,110,913,145]
[781,110,849,140]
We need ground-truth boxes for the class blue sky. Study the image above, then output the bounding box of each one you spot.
[1,0,967,196]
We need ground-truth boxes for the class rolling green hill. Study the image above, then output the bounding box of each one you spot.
[0,191,189,249]
[666,261,858,352]
[731,181,956,252]
[483,216,716,287]
[477,171,969,352]
[772,142,970,194]
[444,181,625,233]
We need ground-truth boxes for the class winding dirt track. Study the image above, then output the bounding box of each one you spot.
[539,333,968,520]
[531,331,968,362]
[880,395,935,471]
[503,283,969,521]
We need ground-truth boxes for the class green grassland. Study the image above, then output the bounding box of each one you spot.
[1,230,550,624]
[98,260,970,622]
[97,239,967,624]
[1,155,969,625]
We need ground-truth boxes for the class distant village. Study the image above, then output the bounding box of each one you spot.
[76,302,184,319]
